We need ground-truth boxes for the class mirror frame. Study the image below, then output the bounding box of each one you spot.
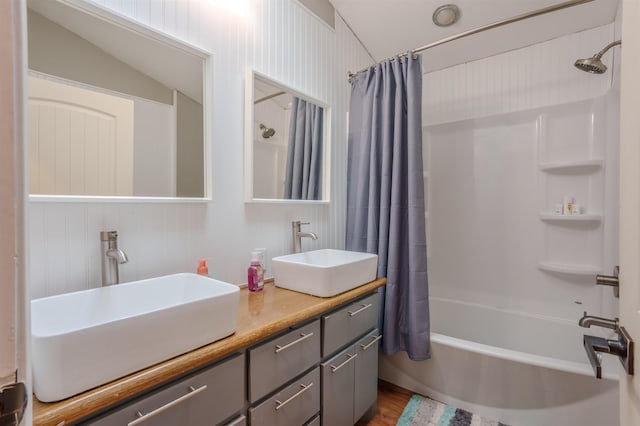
[244,69,331,204]
[27,0,213,203]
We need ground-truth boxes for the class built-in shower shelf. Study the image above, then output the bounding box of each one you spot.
[539,213,602,223]
[538,159,603,173]
[538,261,600,276]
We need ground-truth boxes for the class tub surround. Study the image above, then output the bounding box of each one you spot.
[32,278,386,426]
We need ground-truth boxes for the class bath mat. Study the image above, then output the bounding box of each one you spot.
[397,394,509,426]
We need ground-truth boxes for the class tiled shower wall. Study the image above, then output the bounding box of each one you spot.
[28,0,372,298]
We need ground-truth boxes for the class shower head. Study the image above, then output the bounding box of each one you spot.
[259,123,276,138]
[574,40,621,74]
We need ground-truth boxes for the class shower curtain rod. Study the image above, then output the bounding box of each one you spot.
[347,0,595,81]
[254,91,286,104]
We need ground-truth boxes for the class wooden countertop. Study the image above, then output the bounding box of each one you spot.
[33,278,386,425]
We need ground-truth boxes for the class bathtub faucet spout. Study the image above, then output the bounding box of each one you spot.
[578,312,618,331]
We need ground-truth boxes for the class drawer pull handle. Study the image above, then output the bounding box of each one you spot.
[348,303,373,317]
[360,335,382,351]
[275,332,314,353]
[330,353,357,372]
[127,384,208,426]
[274,382,314,411]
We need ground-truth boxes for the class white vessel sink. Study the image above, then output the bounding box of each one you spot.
[272,249,378,297]
[31,273,240,402]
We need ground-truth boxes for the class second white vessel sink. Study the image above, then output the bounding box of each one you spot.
[272,249,378,297]
[31,273,240,402]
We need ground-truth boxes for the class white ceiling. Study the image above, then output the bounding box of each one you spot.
[331,0,620,72]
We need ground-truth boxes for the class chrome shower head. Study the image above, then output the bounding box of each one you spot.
[574,40,621,74]
[574,56,608,74]
[259,123,276,138]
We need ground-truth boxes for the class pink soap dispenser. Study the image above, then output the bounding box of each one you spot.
[247,251,264,292]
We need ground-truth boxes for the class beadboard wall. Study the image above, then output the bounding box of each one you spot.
[423,24,616,126]
[28,0,372,298]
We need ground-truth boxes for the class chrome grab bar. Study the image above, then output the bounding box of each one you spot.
[275,382,314,411]
[596,265,620,298]
[330,353,357,372]
[360,335,382,351]
[348,303,373,317]
[274,332,314,353]
[127,385,207,425]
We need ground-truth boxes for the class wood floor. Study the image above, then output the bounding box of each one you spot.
[356,380,414,426]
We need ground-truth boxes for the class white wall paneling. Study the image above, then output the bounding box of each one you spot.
[425,95,618,321]
[27,0,372,298]
[421,24,620,321]
[423,25,615,126]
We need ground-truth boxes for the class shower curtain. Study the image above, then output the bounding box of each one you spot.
[346,55,430,360]
[284,97,323,200]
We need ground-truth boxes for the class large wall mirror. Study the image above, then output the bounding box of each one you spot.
[27,0,211,200]
[244,70,331,203]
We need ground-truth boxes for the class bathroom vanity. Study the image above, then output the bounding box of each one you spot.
[32,279,385,426]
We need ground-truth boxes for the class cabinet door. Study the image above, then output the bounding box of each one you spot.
[321,345,357,426]
[86,353,244,426]
[354,330,381,422]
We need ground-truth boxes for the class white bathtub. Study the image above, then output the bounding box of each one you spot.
[379,297,620,426]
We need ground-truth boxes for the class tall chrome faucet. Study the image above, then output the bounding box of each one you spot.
[292,221,318,253]
[101,231,128,286]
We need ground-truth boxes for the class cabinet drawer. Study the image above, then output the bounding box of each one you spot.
[85,353,244,426]
[249,320,320,403]
[249,367,320,426]
[322,292,379,357]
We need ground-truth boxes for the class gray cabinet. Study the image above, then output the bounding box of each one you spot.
[249,367,320,426]
[321,292,381,426]
[320,331,380,426]
[76,290,381,426]
[84,353,244,426]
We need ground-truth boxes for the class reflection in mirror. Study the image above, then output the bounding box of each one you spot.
[27,0,210,199]
[245,71,330,202]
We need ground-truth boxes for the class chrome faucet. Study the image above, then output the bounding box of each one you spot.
[101,231,128,286]
[579,311,619,331]
[292,221,318,253]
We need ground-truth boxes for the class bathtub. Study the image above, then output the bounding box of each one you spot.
[379,297,619,426]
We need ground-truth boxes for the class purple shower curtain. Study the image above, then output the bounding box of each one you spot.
[345,54,430,360]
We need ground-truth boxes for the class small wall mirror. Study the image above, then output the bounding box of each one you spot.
[244,70,330,203]
[27,0,211,200]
